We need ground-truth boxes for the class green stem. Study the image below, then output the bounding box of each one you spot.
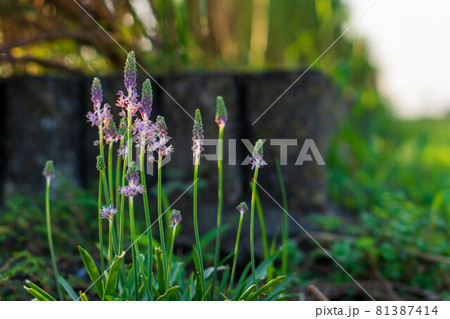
[108,219,113,266]
[45,179,63,300]
[140,146,154,299]
[212,126,224,298]
[276,159,289,275]
[119,155,127,253]
[193,157,206,293]
[229,212,244,297]
[108,143,114,207]
[127,105,132,165]
[97,174,105,278]
[129,197,151,299]
[115,140,123,216]
[255,188,269,258]
[250,167,259,286]
[101,170,111,206]
[129,197,139,300]
[157,156,167,291]
[167,226,176,286]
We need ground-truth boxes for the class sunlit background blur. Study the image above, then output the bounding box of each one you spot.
[3,0,450,118]
[344,0,450,118]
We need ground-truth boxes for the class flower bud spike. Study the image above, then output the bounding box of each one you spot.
[169,210,182,228]
[118,118,127,136]
[236,202,248,215]
[215,96,228,128]
[91,77,103,107]
[124,51,137,93]
[250,139,267,170]
[156,115,168,138]
[192,109,204,159]
[43,160,55,181]
[141,79,153,118]
[96,155,106,171]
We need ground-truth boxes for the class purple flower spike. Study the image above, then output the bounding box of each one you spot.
[43,160,55,181]
[140,79,153,118]
[192,109,204,159]
[124,51,137,94]
[119,162,144,197]
[104,118,118,144]
[100,205,117,221]
[91,77,103,107]
[155,115,168,138]
[169,210,182,228]
[236,202,248,215]
[132,117,157,147]
[117,143,128,158]
[250,139,267,170]
[151,116,173,159]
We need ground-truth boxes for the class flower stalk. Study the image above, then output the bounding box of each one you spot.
[229,202,247,297]
[249,139,266,286]
[276,158,289,275]
[167,210,181,285]
[43,161,63,300]
[212,96,227,297]
[192,109,206,293]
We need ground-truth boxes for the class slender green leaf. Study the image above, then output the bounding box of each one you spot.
[78,246,104,299]
[24,287,50,301]
[79,291,89,301]
[201,285,211,301]
[194,272,203,301]
[218,252,234,267]
[155,248,166,295]
[232,262,251,301]
[238,284,256,301]
[169,261,183,286]
[219,292,230,301]
[104,251,126,297]
[246,276,286,300]
[155,286,181,301]
[217,267,230,300]
[25,280,56,301]
[243,250,281,291]
[265,276,293,301]
[57,276,78,301]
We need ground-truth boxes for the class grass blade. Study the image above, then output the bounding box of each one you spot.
[78,245,104,299]
[25,280,56,301]
[155,286,181,301]
[246,276,286,300]
[238,284,256,301]
[57,276,78,301]
[24,287,50,301]
[104,251,126,297]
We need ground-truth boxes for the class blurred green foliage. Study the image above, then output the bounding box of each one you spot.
[0,178,98,300]
[318,115,450,298]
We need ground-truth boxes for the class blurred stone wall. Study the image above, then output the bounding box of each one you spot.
[0,71,347,251]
